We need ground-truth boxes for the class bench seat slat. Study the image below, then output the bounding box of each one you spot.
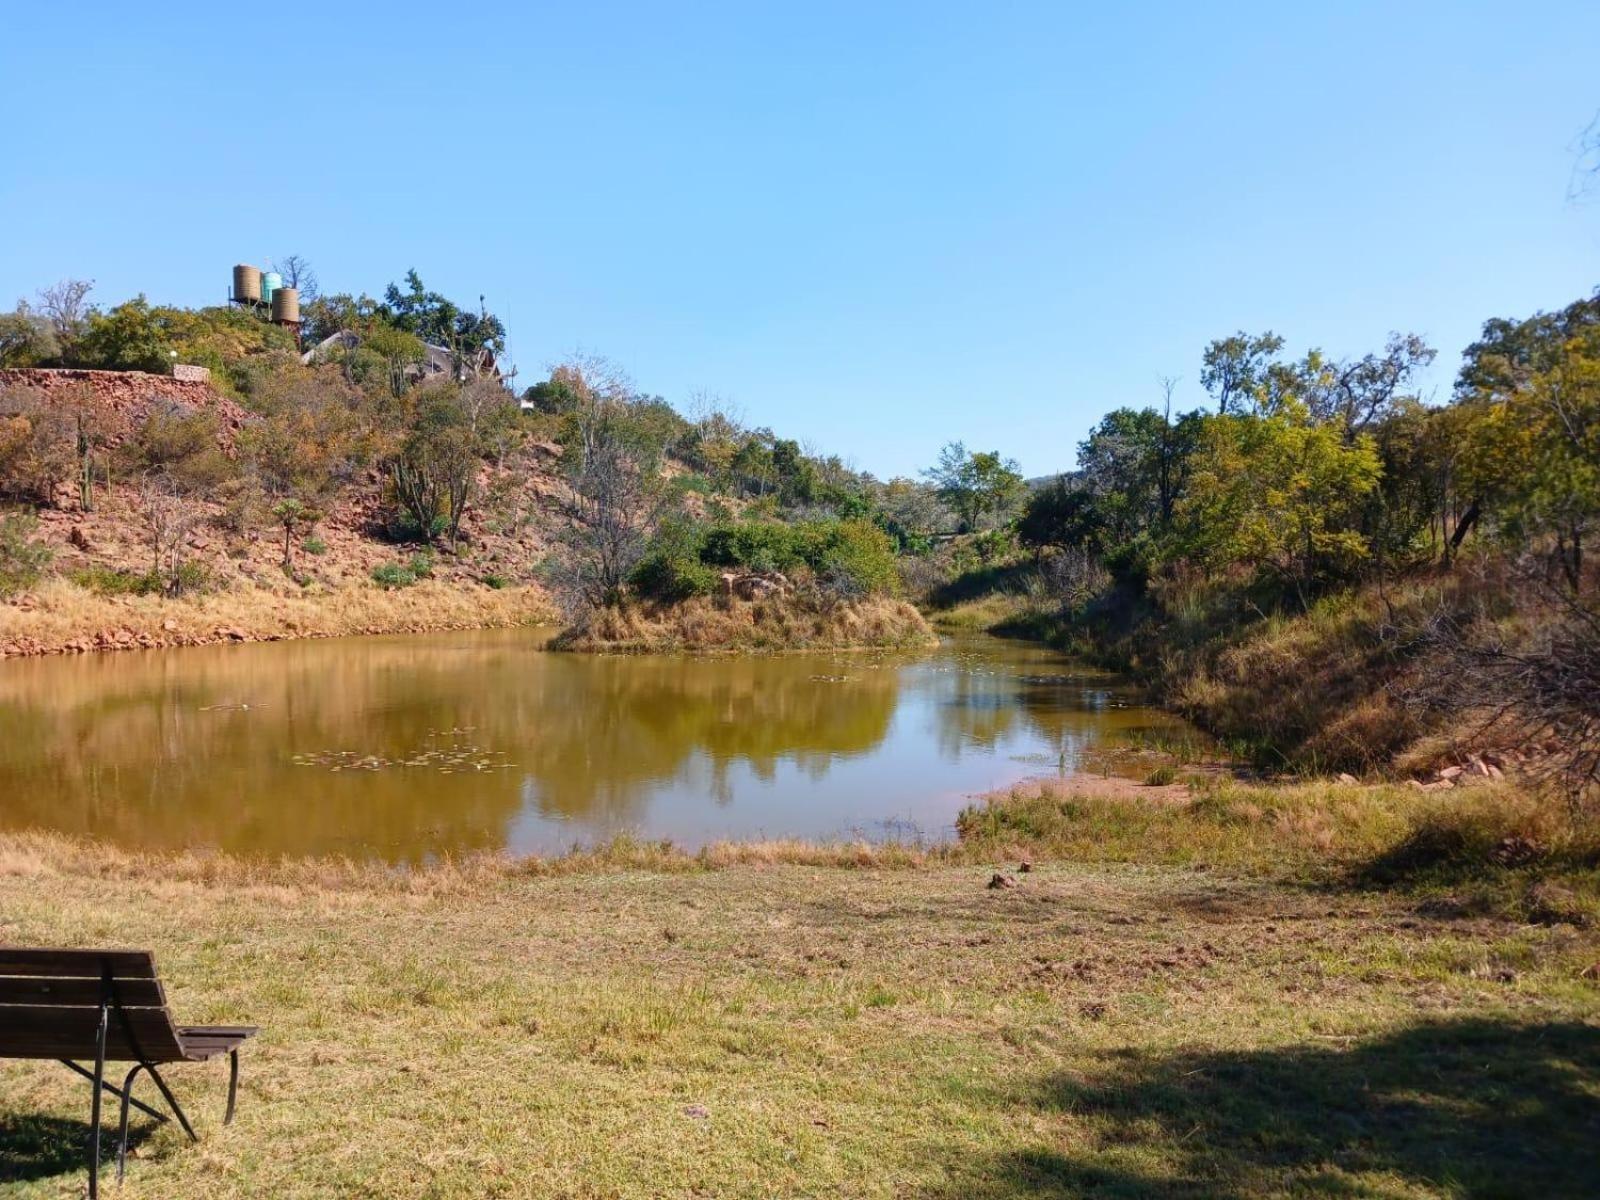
[177,1026,259,1060]
[0,949,157,980]
[0,1003,186,1062]
[0,977,166,1007]
[0,1032,184,1062]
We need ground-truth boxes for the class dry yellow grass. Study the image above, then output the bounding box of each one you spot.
[1,824,1597,1199]
[0,578,556,658]
[556,593,936,653]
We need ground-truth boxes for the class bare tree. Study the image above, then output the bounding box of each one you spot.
[1310,333,1437,439]
[36,279,93,365]
[137,470,202,595]
[272,255,319,304]
[545,405,666,612]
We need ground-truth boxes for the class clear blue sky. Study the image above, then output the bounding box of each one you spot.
[2,1,1596,478]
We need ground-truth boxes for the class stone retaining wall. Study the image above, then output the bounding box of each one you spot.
[0,367,249,446]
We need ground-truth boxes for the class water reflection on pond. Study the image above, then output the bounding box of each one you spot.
[0,629,1197,862]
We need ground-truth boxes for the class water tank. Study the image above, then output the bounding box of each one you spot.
[232,264,262,304]
[271,286,300,324]
[261,271,282,304]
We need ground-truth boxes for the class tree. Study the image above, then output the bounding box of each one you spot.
[1018,477,1107,556]
[270,498,317,573]
[921,442,1026,533]
[1075,398,1204,543]
[127,404,232,494]
[1570,108,1600,201]
[36,279,94,365]
[54,384,127,511]
[1178,403,1382,607]
[0,303,58,366]
[273,255,319,304]
[76,296,172,373]
[771,438,818,505]
[389,385,479,548]
[1453,292,1600,579]
[1459,329,1599,590]
[0,511,52,597]
[0,388,72,503]
[546,402,668,610]
[1307,333,1435,440]
[1201,332,1285,415]
[136,470,203,595]
[239,369,367,504]
[384,270,506,376]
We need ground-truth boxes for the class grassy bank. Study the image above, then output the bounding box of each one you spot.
[0,578,555,659]
[919,557,1553,778]
[3,776,1598,1198]
[553,594,935,653]
[962,775,1600,926]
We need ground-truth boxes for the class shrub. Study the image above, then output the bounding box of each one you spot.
[371,563,410,589]
[372,551,435,590]
[801,519,899,598]
[631,518,899,604]
[302,536,328,556]
[71,565,161,597]
[631,519,721,602]
[166,560,214,597]
[0,510,52,596]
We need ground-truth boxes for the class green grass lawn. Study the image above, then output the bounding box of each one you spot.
[2,824,1597,1198]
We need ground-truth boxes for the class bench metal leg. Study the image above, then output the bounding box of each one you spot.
[225,1049,240,1126]
[115,1064,150,1183]
[87,995,108,1200]
[142,1063,198,1143]
[59,1060,169,1125]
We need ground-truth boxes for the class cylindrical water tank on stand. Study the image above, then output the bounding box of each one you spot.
[271,287,300,324]
[232,264,262,303]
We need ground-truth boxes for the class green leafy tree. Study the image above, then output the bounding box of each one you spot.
[1179,403,1382,606]
[1200,331,1285,415]
[76,296,172,373]
[0,303,59,366]
[921,442,1025,533]
[389,385,480,548]
[1017,477,1107,556]
[384,270,506,374]
[1459,328,1600,590]
[1452,291,1600,574]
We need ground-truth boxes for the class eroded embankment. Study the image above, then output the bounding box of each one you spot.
[0,579,553,659]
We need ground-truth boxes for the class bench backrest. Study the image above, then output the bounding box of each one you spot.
[0,948,185,1062]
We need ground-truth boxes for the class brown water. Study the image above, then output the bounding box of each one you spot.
[0,629,1197,863]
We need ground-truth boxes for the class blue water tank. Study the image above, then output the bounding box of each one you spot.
[261,271,282,304]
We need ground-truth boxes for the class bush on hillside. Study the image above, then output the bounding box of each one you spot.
[0,510,52,596]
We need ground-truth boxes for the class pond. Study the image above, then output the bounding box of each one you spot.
[0,630,1199,863]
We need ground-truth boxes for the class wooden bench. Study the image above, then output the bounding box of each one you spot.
[0,947,258,1196]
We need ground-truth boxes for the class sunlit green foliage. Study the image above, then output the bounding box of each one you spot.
[632,518,899,602]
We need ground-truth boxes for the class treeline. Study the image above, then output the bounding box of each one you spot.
[960,289,1598,798]
[1014,293,1598,606]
